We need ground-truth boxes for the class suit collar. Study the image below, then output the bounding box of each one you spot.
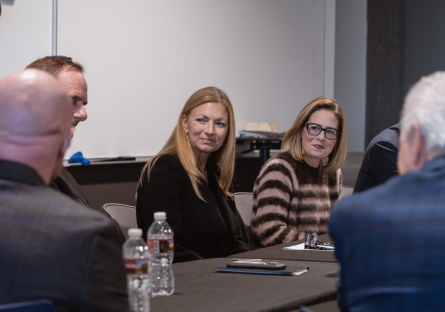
[389,123,400,136]
[58,169,89,206]
[422,155,445,173]
[0,159,45,186]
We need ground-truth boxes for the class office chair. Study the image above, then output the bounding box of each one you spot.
[234,192,254,244]
[0,300,56,312]
[102,203,138,240]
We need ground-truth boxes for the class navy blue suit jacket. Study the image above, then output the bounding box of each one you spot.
[330,155,445,312]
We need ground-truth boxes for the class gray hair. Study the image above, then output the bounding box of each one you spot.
[400,71,445,152]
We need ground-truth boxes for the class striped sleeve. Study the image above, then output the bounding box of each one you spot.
[250,158,298,247]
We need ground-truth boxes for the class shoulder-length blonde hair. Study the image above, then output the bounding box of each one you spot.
[282,96,347,172]
[139,86,236,201]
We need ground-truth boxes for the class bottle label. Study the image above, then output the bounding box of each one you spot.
[147,238,174,254]
[124,258,150,275]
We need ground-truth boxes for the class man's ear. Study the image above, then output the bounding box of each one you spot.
[411,124,428,171]
[181,115,188,133]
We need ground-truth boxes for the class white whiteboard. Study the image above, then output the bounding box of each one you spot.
[59,0,335,159]
[0,0,52,80]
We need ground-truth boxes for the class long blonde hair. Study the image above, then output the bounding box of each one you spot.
[281,96,347,172]
[139,87,236,201]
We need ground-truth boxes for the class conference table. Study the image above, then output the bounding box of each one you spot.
[150,235,340,312]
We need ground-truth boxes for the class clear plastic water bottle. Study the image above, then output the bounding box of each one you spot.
[147,212,174,296]
[123,228,150,312]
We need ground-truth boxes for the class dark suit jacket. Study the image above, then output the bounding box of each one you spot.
[136,154,250,263]
[0,160,129,312]
[354,123,400,193]
[50,167,91,208]
[330,155,445,312]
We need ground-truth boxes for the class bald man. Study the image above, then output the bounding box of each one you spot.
[26,56,90,208]
[0,70,129,311]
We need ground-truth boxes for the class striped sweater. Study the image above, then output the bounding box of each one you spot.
[250,152,341,247]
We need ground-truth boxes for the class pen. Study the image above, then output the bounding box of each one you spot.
[216,268,309,276]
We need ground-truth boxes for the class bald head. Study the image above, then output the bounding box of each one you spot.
[0,69,73,184]
[0,69,72,139]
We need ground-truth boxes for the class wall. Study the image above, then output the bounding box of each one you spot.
[404,0,445,93]
[334,0,367,152]
[0,0,52,80]
[58,0,335,159]
[1,1,364,157]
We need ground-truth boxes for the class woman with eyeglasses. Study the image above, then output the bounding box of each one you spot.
[250,96,347,247]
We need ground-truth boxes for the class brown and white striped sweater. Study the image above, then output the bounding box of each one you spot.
[250,152,341,247]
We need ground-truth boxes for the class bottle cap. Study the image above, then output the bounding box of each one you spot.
[154,211,166,220]
[128,228,143,237]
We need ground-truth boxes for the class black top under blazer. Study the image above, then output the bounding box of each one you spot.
[136,154,250,263]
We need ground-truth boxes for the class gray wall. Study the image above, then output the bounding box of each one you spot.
[334,0,367,152]
[405,0,445,93]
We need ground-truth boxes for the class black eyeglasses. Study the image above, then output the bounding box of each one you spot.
[305,123,339,140]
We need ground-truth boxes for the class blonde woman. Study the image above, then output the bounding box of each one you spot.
[136,87,250,263]
[250,97,347,247]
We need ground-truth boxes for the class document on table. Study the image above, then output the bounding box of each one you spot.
[283,243,334,251]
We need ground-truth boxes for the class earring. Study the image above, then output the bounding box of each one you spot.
[185,133,189,141]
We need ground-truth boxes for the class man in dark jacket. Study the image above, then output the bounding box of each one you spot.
[0,70,129,311]
[26,56,91,207]
[353,123,400,193]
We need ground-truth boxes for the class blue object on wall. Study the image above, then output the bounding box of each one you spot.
[69,151,91,164]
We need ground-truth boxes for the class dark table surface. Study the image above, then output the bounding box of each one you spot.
[296,300,340,312]
[151,257,338,312]
[230,234,337,263]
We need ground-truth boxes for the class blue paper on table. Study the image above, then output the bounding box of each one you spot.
[69,151,91,164]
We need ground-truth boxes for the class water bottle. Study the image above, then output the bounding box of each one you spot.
[147,212,174,296]
[123,228,150,312]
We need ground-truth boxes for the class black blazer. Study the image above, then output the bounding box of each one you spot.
[50,167,91,208]
[136,154,250,263]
